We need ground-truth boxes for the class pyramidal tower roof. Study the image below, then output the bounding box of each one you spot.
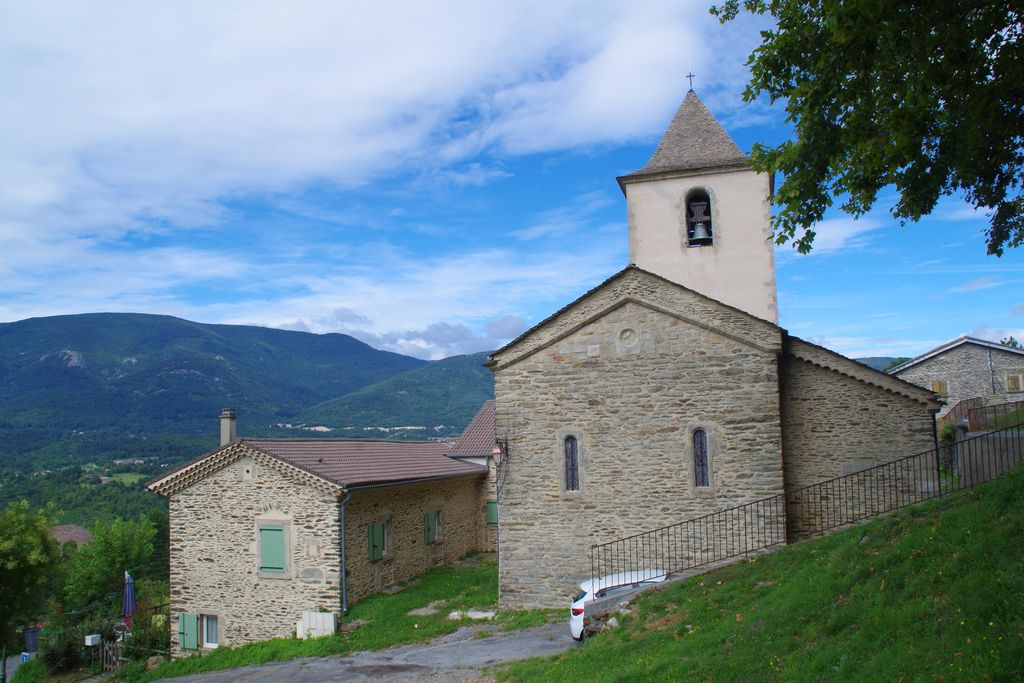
[624,90,748,179]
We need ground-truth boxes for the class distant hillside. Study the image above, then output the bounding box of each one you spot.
[294,352,494,437]
[0,313,430,469]
[854,356,908,372]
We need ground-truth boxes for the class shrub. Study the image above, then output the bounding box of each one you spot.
[122,612,170,661]
[939,420,956,443]
[38,609,118,672]
[9,659,46,683]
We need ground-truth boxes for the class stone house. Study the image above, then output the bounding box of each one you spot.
[147,409,493,655]
[489,90,940,609]
[447,400,499,547]
[888,336,1024,418]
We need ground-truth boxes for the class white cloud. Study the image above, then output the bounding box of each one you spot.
[950,276,1007,293]
[0,0,774,359]
[966,324,1024,344]
[0,0,765,244]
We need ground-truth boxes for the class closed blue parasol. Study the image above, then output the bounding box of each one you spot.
[122,571,136,619]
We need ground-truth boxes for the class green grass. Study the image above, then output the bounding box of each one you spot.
[990,405,1024,430]
[9,660,46,683]
[120,554,557,681]
[497,465,1024,682]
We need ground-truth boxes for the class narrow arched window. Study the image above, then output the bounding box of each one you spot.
[693,429,709,487]
[686,190,713,246]
[564,436,580,491]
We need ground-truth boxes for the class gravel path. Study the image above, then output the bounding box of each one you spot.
[161,621,573,682]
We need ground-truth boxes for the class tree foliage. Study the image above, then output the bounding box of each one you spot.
[62,516,156,610]
[0,502,59,646]
[713,0,1024,255]
[1001,335,1023,349]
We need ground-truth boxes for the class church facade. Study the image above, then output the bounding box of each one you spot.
[488,91,939,609]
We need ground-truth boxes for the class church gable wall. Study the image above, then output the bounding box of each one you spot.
[779,354,937,493]
[495,299,785,609]
[490,267,781,372]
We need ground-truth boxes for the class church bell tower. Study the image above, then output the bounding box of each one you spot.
[617,89,778,323]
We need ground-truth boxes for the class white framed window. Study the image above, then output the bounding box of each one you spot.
[201,614,219,649]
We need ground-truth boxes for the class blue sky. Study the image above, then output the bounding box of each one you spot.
[2,1,1021,360]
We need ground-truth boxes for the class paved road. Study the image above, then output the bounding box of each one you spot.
[162,622,574,682]
[4,655,21,683]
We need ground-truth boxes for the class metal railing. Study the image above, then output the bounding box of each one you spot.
[967,399,1024,432]
[937,396,985,432]
[590,494,788,587]
[591,423,1024,585]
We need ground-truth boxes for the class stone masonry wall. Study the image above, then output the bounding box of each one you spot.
[494,289,786,609]
[779,353,938,493]
[343,474,486,605]
[169,453,486,657]
[893,343,1024,417]
[168,453,341,656]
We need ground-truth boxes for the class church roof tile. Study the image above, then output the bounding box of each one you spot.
[621,90,748,181]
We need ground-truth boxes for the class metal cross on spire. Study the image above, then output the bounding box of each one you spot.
[686,71,695,91]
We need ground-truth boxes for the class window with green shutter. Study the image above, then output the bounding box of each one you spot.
[259,525,286,573]
[368,521,385,562]
[486,500,498,527]
[424,511,437,544]
[179,613,199,651]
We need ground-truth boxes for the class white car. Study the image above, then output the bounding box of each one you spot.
[569,569,667,640]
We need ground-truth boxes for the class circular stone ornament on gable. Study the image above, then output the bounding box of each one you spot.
[617,326,641,355]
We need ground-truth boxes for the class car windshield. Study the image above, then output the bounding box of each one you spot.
[573,590,588,602]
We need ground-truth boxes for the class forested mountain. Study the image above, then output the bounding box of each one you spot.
[0,313,496,524]
[296,352,494,436]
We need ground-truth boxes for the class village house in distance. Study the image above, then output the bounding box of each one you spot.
[888,336,1024,419]
[488,89,941,609]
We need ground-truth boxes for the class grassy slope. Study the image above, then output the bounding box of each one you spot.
[499,466,1024,682]
[111,555,555,682]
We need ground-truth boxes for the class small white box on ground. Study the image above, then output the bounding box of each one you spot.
[84,634,102,647]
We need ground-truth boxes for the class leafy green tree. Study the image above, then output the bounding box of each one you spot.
[0,502,59,669]
[62,516,156,610]
[713,0,1024,255]
[1000,335,1022,349]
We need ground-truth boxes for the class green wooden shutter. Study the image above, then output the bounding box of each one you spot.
[259,525,286,572]
[179,613,199,650]
[368,522,384,562]
[424,512,436,544]
[486,501,498,527]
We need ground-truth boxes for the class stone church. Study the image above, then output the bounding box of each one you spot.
[488,90,940,609]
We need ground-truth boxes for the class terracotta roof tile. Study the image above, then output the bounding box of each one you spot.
[449,400,495,458]
[242,438,485,488]
[50,524,93,546]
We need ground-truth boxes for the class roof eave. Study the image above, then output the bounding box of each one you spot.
[615,159,751,196]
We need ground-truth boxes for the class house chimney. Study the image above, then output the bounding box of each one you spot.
[220,408,237,446]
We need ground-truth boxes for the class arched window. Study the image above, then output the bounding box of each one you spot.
[693,429,709,487]
[564,436,580,491]
[686,190,713,246]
